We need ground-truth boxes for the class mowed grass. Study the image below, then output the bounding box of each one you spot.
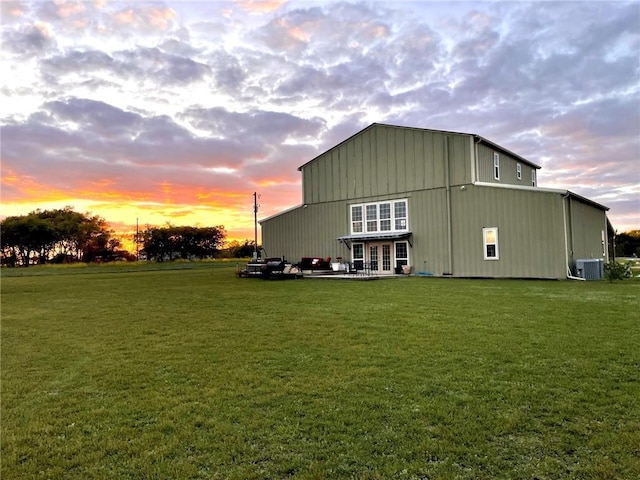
[1,264,639,479]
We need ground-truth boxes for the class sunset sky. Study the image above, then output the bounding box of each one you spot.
[1,0,639,246]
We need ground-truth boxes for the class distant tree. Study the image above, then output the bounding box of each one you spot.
[138,225,226,261]
[0,214,56,266]
[614,230,640,258]
[223,239,259,258]
[0,207,124,266]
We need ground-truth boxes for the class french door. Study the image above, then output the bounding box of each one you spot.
[368,243,392,274]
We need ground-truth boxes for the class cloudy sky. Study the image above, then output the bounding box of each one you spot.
[1,0,639,244]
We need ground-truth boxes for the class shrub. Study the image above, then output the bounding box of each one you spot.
[603,261,633,281]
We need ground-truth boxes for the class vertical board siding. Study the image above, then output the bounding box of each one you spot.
[395,128,406,193]
[339,149,345,198]
[375,127,386,195]
[432,133,445,189]
[415,131,426,191]
[261,203,351,263]
[303,126,537,205]
[405,130,416,192]
[449,135,469,186]
[409,189,449,275]
[568,198,608,263]
[362,132,372,198]
[450,185,566,278]
[476,144,495,183]
[476,143,536,186]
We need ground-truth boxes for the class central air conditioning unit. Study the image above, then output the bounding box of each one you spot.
[575,259,604,280]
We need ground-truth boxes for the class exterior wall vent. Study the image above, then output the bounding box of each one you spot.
[575,259,604,280]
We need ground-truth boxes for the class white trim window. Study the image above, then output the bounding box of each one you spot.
[366,204,377,232]
[352,243,364,269]
[395,241,409,268]
[483,227,499,260]
[516,163,522,180]
[531,170,537,187]
[379,202,391,231]
[351,205,363,233]
[493,152,500,180]
[350,199,408,234]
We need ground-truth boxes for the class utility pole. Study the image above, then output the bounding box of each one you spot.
[136,217,139,261]
[253,192,259,260]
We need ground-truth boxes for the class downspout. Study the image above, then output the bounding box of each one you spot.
[563,192,584,280]
[444,136,453,276]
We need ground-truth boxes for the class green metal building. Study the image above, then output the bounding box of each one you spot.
[260,124,610,279]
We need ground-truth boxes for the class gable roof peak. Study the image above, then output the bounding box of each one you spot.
[298,122,540,170]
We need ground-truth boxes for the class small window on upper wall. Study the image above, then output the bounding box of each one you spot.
[483,227,499,260]
[493,152,500,180]
[516,163,522,180]
[532,170,537,187]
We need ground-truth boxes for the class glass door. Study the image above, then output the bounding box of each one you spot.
[369,245,379,272]
[368,243,393,274]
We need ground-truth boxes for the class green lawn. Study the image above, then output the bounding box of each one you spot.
[2,264,639,479]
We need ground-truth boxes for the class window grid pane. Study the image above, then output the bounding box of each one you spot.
[379,203,391,219]
[366,205,377,221]
[351,206,362,221]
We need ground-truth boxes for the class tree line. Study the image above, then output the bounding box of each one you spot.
[135,225,225,261]
[0,207,262,267]
[614,230,640,258]
[0,207,131,267]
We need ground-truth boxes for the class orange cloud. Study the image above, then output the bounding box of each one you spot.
[288,25,308,42]
[149,7,177,30]
[56,1,86,18]
[236,0,286,14]
[114,8,134,25]
[112,6,176,30]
